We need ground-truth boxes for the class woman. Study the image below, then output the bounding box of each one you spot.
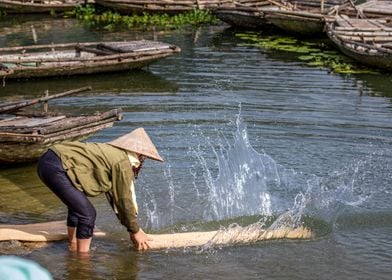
[37,128,164,253]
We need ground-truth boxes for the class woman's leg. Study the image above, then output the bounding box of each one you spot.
[37,150,96,252]
[77,237,92,253]
[67,226,77,251]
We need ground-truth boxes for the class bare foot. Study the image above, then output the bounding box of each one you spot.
[68,242,77,252]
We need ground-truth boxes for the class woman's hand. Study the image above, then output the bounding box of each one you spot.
[130,228,152,251]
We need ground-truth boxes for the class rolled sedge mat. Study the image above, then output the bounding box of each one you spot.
[148,225,313,250]
[0,221,313,249]
[0,220,105,242]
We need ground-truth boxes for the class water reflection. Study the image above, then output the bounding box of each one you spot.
[0,70,178,97]
[0,17,84,47]
[211,27,392,99]
[0,163,56,223]
[354,74,392,98]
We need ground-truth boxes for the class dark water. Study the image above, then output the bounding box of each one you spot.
[0,15,392,280]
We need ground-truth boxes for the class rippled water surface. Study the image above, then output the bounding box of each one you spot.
[0,15,391,280]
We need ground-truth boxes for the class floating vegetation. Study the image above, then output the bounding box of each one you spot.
[65,5,219,30]
[235,32,379,75]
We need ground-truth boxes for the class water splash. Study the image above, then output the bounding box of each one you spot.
[143,110,378,244]
[187,111,370,240]
[190,116,279,221]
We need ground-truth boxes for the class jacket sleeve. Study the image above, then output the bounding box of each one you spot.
[106,159,140,233]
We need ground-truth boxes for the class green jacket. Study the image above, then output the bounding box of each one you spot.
[50,141,140,233]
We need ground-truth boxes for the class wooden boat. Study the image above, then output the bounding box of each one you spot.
[94,0,229,15]
[212,0,279,29]
[0,40,181,79]
[0,0,89,14]
[0,87,123,163]
[339,0,392,19]
[263,0,349,35]
[326,15,392,70]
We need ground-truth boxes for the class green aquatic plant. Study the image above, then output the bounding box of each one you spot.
[235,32,379,75]
[65,5,219,29]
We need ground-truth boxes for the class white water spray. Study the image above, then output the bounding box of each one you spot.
[143,111,372,235]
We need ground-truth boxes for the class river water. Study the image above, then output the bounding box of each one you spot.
[0,15,391,280]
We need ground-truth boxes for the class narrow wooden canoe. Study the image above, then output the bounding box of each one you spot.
[265,9,326,35]
[212,0,278,29]
[0,0,89,14]
[326,15,392,70]
[263,0,349,35]
[0,40,181,79]
[94,0,229,14]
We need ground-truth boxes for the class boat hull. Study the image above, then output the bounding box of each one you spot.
[0,0,84,13]
[0,109,122,163]
[1,56,167,79]
[214,9,270,29]
[0,41,181,79]
[327,30,392,70]
[325,17,392,71]
[265,11,325,35]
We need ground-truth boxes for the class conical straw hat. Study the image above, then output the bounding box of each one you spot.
[108,128,164,162]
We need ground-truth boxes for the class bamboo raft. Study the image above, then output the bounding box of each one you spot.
[0,220,313,250]
[0,87,123,163]
[0,0,90,13]
[212,0,280,29]
[0,40,181,79]
[339,0,392,19]
[263,0,350,35]
[94,0,231,14]
[326,15,392,70]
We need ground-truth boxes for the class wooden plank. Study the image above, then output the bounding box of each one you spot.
[383,43,392,50]
[0,116,66,128]
[336,35,392,43]
[39,108,122,134]
[43,120,116,143]
[0,116,23,124]
[334,31,392,37]
[335,26,392,32]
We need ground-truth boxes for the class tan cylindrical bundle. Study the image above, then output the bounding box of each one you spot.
[0,221,105,242]
[0,220,313,250]
[148,226,313,250]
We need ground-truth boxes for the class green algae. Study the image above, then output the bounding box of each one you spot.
[235,32,379,75]
[65,4,219,30]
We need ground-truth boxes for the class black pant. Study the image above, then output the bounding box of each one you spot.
[37,150,96,239]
